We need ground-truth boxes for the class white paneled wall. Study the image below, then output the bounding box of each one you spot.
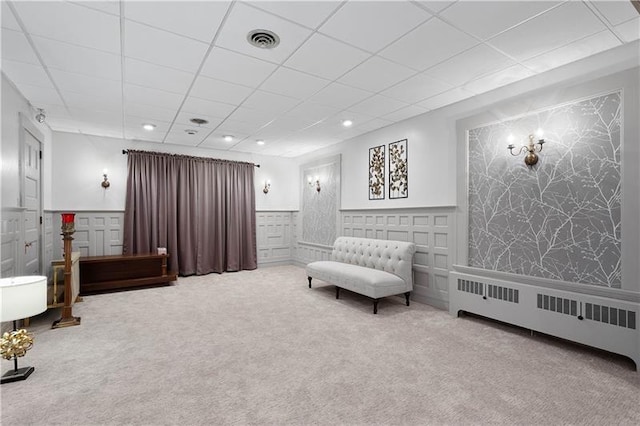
[50,211,124,262]
[341,208,455,309]
[0,208,22,277]
[256,211,296,266]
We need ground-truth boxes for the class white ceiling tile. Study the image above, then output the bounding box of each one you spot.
[247,1,342,29]
[2,2,21,30]
[124,1,230,43]
[191,75,253,104]
[124,127,166,143]
[215,2,312,64]
[379,17,478,70]
[616,18,640,43]
[284,32,371,80]
[13,83,64,106]
[348,94,410,118]
[215,118,264,135]
[415,1,457,14]
[124,84,184,111]
[382,105,430,122]
[260,67,330,99]
[416,87,475,110]
[200,47,277,88]
[125,58,194,94]
[64,91,122,112]
[124,118,172,134]
[338,56,416,93]
[380,72,452,104]
[225,106,279,127]
[440,1,560,41]
[66,107,123,126]
[200,132,249,150]
[69,2,121,16]
[33,36,121,80]
[13,1,120,53]
[319,1,430,53]
[180,96,237,120]
[164,129,205,147]
[124,20,209,73]
[308,82,373,109]
[283,102,339,124]
[242,90,300,114]
[488,1,607,62]
[2,29,40,65]
[51,69,121,99]
[522,30,622,73]
[168,123,210,142]
[1,60,52,88]
[464,64,535,95]
[424,44,515,86]
[172,111,222,130]
[125,102,178,123]
[591,1,638,26]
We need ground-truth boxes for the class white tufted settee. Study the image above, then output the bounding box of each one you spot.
[306,237,416,314]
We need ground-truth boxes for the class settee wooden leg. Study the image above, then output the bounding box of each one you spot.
[335,286,340,299]
[373,299,379,314]
[405,292,411,307]
[308,277,312,288]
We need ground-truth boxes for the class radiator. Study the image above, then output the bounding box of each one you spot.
[449,272,639,369]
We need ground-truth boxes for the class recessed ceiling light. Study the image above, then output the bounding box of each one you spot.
[142,123,156,131]
[342,119,353,127]
[224,135,234,142]
[256,140,265,145]
[190,118,209,126]
[185,129,198,135]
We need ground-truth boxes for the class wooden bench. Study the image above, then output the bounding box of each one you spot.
[79,253,177,294]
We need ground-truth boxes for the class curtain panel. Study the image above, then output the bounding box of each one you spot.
[123,150,257,275]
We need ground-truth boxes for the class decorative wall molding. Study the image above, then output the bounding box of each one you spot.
[256,211,296,266]
[341,207,455,310]
[51,211,124,262]
[0,209,22,278]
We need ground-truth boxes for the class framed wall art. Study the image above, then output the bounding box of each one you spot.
[389,139,408,199]
[368,145,385,200]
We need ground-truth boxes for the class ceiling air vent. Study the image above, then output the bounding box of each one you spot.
[247,29,280,49]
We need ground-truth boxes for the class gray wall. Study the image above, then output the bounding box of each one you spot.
[468,91,621,287]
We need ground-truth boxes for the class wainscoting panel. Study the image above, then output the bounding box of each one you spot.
[256,211,295,266]
[43,212,53,280]
[341,208,455,309]
[52,211,124,261]
[0,209,22,277]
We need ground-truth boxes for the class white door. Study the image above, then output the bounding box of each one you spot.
[23,130,42,275]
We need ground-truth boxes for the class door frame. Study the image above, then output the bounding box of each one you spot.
[19,112,44,276]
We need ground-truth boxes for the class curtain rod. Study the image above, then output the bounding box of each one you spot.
[122,149,260,167]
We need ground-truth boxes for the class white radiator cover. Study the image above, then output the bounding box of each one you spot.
[449,272,639,369]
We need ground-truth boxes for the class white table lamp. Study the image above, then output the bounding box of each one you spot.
[0,276,47,384]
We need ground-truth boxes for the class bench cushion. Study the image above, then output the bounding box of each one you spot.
[306,260,406,299]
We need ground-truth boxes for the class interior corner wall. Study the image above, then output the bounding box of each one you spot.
[50,132,299,212]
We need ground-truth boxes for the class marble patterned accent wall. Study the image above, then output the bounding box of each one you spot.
[468,91,621,287]
[301,157,340,246]
[342,208,454,309]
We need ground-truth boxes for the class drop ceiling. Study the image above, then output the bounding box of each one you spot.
[1,0,638,157]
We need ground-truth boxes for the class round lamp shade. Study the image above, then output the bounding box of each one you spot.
[0,276,47,322]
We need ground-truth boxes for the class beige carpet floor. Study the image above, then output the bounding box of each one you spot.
[1,265,638,425]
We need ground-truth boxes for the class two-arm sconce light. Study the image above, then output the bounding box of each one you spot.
[263,180,271,194]
[101,169,110,188]
[308,176,321,192]
[507,129,545,167]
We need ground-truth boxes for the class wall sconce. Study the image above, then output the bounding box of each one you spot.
[35,108,45,124]
[308,176,320,192]
[507,129,545,167]
[263,180,271,194]
[101,169,110,188]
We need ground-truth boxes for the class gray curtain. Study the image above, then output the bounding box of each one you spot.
[123,150,257,275]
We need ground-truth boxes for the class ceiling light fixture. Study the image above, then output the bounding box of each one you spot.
[224,135,234,142]
[342,119,353,127]
[256,140,265,146]
[35,108,45,124]
[247,29,280,49]
[142,123,156,131]
[185,129,198,135]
